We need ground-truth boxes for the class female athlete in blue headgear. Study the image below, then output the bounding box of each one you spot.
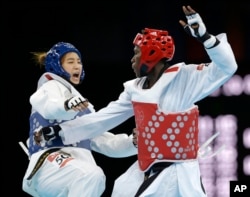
[22,42,137,197]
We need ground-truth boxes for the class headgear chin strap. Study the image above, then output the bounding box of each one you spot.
[133,28,175,76]
[45,42,85,82]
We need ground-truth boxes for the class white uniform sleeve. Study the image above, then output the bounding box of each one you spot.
[206,33,237,75]
[169,33,238,108]
[30,80,79,120]
[90,132,137,157]
[60,88,134,144]
[193,33,238,102]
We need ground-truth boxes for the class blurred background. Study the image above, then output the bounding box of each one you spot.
[4,0,249,196]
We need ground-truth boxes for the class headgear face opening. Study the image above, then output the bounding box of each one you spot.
[45,42,85,81]
[133,28,175,76]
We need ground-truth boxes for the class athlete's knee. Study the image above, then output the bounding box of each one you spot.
[77,165,106,185]
[71,167,106,196]
[90,166,106,183]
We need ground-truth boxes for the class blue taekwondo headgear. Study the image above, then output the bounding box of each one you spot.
[45,42,85,82]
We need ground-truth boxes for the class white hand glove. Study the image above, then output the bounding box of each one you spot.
[184,13,218,48]
[65,95,87,110]
[184,13,206,38]
[181,6,219,48]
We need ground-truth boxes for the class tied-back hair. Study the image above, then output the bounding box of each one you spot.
[30,52,47,69]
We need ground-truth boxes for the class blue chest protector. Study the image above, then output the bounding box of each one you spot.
[28,109,92,156]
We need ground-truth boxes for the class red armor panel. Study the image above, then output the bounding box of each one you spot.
[133,101,199,171]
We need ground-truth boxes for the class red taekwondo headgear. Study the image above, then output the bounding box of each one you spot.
[133,28,175,76]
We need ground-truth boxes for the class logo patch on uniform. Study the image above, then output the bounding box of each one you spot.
[47,151,73,168]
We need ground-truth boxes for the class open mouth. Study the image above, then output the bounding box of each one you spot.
[72,73,80,78]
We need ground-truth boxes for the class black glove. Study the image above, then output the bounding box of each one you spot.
[34,125,61,146]
[64,95,87,110]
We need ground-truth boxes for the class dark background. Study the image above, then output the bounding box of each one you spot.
[4,0,249,196]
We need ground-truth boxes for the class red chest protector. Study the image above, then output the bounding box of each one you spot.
[132,101,199,171]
